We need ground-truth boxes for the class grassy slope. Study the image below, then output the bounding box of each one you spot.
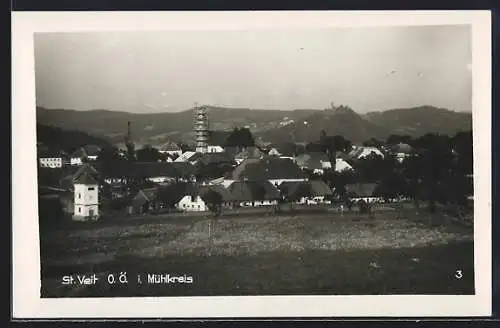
[40,210,474,297]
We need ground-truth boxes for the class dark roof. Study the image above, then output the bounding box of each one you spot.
[228,180,280,201]
[345,183,379,197]
[233,157,306,181]
[74,171,99,185]
[198,184,234,202]
[279,180,333,199]
[309,180,334,196]
[196,152,235,165]
[159,142,181,152]
[131,187,162,208]
[278,181,310,200]
[95,161,186,179]
[74,163,100,180]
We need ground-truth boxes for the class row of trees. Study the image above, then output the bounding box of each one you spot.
[319,131,473,212]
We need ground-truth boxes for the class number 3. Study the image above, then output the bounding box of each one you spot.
[455,270,463,279]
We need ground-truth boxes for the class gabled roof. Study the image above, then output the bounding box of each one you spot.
[132,187,159,208]
[74,171,99,185]
[233,157,306,181]
[196,152,234,166]
[279,180,333,199]
[73,163,100,181]
[159,141,181,152]
[228,180,281,201]
[278,181,310,200]
[309,180,334,196]
[175,151,197,162]
[345,183,379,197]
[198,184,234,202]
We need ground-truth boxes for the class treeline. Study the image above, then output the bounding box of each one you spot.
[319,131,473,211]
[37,124,113,153]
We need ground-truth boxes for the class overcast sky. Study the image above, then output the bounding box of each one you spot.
[34,25,472,113]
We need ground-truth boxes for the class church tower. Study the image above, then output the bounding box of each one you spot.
[194,103,209,153]
[73,172,99,221]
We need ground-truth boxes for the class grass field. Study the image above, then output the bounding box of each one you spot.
[40,208,474,297]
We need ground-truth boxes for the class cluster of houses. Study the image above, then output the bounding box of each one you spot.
[37,137,415,221]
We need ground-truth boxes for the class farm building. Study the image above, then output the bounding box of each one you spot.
[335,152,355,172]
[129,183,234,214]
[278,180,333,204]
[227,180,281,207]
[345,183,382,203]
[231,157,308,186]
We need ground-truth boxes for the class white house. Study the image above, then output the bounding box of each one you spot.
[335,158,353,172]
[147,176,176,184]
[70,157,83,166]
[38,149,66,168]
[268,148,281,156]
[39,156,64,168]
[72,172,99,221]
[175,194,207,212]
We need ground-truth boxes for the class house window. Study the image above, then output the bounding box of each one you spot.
[78,207,81,213]
[78,193,81,199]
[88,187,95,191]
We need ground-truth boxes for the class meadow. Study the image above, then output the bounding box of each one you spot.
[39,207,474,297]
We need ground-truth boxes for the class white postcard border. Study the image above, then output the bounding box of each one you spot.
[11,10,492,318]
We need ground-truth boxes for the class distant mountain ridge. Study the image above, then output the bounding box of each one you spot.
[36,105,472,146]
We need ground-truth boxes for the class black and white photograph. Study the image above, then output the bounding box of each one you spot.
[12,11,491,318]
